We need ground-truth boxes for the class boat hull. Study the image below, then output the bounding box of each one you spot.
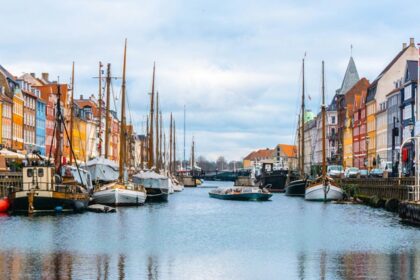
[92,188,146,206]
[209,192,272,201]
[145,187,169,202]
[305,183,343,201]
[258,171,288,192]
[10,191,89,213]
[285,179,306,197]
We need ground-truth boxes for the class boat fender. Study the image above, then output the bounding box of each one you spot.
[55,206,63,213]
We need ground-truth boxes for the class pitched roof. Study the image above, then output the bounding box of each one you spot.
[244,148,274,161]
[0,65,16,82]
[337,56,360,96]
[277,144,297,158]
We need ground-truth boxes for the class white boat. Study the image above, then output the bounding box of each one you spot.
[81,157,119,183]
[133,170,169,202]
[304,61,343,202]
[305,178,343,201]
[92,182,147,206]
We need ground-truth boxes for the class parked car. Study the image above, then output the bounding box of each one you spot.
[345,167,360,178]
[359,169,369,178]
[369,168,384,178]
[327,165,344,178]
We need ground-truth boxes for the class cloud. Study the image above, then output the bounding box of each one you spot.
[1,0,419,161]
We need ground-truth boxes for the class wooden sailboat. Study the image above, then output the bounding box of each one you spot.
[92,39,147,206]
[285,57,308,196]
[132,63,169,202]
[305,61,343,201]
[10,82,90,213]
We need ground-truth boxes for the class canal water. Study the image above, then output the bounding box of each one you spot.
[1,181,420,279]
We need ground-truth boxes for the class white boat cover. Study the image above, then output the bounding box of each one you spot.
[81,157,119,182]
[133,170,169,190]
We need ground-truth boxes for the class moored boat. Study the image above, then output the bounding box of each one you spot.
[285,179,307,197]
[304,61,343,202]
[133,170,169,202]
[256,162,288,192]
[305,177,343,201]
[209,187,272,201]
[92,181,146,206]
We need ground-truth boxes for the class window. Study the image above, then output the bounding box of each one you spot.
[331,116,336,124]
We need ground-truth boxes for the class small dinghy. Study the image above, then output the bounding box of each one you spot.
[209,187,272,201]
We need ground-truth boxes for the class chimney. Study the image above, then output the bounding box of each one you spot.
[409,37,415,47]
[80,95,83,99]
[30,73,35,78]
[42,72,49,81]
[403,43,407,49]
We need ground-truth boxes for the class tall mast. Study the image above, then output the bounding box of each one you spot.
[69,62,75,165]
[163,132,166,171]
[191,137,195,174]
[148,63,155,169]
[173,120,176,173]
[55,84,63,172]
[300,57,305,178]
[169,113,173,173]
[119,39,127,181]
[160,111,163,169]
[321,61,326,178]
[155,91,159,170]
[105,63,111,159]
[146,116,149,168]
[183,105,186,169]
[98,61,103,157]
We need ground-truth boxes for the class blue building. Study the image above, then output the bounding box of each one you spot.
[35,92,46,156]
[400,60,418,176]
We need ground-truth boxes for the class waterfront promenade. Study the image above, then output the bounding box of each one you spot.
[1,182,420,279]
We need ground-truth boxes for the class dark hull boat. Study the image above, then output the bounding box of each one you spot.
[285,179,307,197]
[257,170,288,192]
[145,187,169,202]
[11,191,89,213]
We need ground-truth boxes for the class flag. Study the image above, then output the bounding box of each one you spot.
[308,95,312,101]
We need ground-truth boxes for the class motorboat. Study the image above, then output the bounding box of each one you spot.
[209,187,272,201]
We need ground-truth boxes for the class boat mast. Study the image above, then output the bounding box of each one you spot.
[300,56,305,178]
[160,111,163,170]
[145,116,149,168]
[173,120,176,173]
[98,61,103,157]
[119,39,127,181]
[183,105,186,170]
[105,63,111,159]
[69,62,75,165]
[191,137,195,175]
[169,113,173,173]
[156,91,159,170]
[321,61,326,178]
[148,63,155,169]
[55,84,63,172]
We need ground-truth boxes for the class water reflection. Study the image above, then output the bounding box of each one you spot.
[1,249,420,279]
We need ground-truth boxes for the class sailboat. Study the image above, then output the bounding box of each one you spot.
[133,63,169,202]
[82,63,119,183]
[10,84,90,213]
[285,57,309,197]
[305,61,343,201]
[92,39,147,206]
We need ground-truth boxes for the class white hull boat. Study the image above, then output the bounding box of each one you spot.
[92,182,146,206]
[305,181,343,201]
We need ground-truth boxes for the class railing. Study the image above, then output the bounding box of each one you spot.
[337,177,414,200]
[0,172,23,197]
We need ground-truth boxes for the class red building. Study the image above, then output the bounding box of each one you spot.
[352,78,370,169]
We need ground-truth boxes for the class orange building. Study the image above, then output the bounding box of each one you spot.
[12,89,24,151]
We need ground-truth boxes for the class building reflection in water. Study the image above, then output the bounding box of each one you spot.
[1,249,420,279]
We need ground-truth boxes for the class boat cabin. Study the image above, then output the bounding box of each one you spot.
[22,166,54,191]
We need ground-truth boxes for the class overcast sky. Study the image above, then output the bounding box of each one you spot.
[1,0,419,161]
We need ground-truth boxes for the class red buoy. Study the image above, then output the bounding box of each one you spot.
[0,197,10,213]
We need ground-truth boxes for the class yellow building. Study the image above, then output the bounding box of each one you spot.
[72,117,87,163]
[12,89,24,151]
[366,99,376,169]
